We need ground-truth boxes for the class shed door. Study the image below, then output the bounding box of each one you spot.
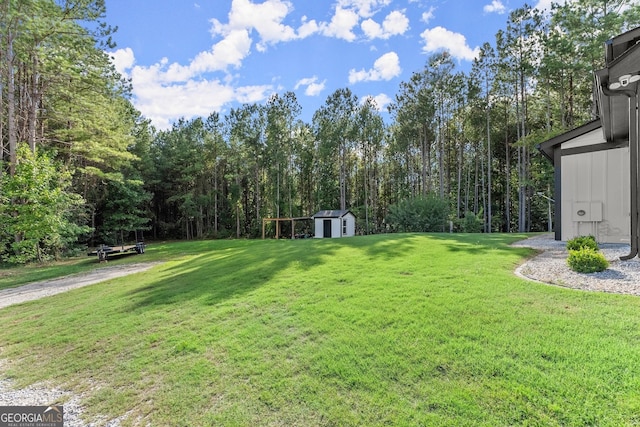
[323,219,332,238]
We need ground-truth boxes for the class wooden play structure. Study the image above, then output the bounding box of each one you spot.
[262,216,313,239]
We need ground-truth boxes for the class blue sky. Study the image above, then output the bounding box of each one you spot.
[106,0,557,130]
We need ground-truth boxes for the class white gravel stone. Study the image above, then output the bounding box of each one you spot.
[0,360,127,427]
[513,233,640,295]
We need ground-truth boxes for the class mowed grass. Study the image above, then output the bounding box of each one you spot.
[2,234,640,426]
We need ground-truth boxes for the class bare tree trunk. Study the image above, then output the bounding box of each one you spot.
[0,21,4,175]
[486,91,492,233]
[474,146,479,212]
[457,140,463,218]
[363,138,370,234]
[421,126,428,197]
[7,28,17,176]
[340,142,346,210]
[438,118,444,199]
[276,159,280,218]
[465,157,470,213]
[211,162,219,237]
[505,103,511,233]
[481,143,487,227]
[27,54,39,152]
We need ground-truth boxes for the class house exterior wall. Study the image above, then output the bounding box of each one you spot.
[561,146,629,243]
[561,128,607,150]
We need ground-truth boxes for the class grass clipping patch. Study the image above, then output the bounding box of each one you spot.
[566,236,609,273]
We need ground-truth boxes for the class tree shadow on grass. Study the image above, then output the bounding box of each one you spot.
[124,239,337,309]
[124,233,530,311]
[123,235,421,310]
[426,233,532,255]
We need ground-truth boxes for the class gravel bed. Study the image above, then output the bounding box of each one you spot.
[0,359,128,427]
[1,263,162,426]
[513,234,640,295]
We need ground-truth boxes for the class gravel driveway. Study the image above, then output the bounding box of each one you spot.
[0,262,163,310]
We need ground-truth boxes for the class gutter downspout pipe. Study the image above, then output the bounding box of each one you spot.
[602,84,639,260]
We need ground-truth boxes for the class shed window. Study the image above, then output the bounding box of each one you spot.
[342,219,347,234]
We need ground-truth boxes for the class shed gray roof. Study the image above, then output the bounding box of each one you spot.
[312,210,352,218]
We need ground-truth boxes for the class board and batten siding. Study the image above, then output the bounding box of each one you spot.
[312,211,356,238]
[561,140,629,243]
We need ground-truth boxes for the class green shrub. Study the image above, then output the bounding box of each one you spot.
[567,248,609,273]
[386,194,450,232]
[460,210,484,233]
[566,235,598,251]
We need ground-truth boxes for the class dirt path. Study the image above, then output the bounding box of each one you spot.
[0,262,163,310]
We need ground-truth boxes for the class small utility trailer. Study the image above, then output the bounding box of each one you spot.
[88,242,145,262]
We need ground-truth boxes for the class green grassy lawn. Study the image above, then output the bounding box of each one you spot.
[2,233,640,426]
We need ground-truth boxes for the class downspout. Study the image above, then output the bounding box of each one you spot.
[602,84,639,259]
[628,91,640,260]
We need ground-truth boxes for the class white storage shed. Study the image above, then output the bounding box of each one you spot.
[312,210,356,238]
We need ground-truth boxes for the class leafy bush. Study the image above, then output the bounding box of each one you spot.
[566,235,598,251]
[567,248,609,273]
[386,194,449,232]
[0,145,91,264]
[460,210,484,233]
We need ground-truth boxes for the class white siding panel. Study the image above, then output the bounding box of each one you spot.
[561,128,607,149]
[600,148,629,243]
[561,147,629,243]
[332,219,341,238]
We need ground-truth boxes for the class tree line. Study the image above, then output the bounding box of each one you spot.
[1,0,639,263]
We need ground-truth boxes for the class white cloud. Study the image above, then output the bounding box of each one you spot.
[228,0,297,51]
[298,16,320,38]
[139,29,252,85]
[320,7,360,41]
[134,79,273,130]
[110,48,274,130]
[420,27,480,61]
[484,0,506,14]
[349,51,401,84]
[321,0,406,41]
[210,0,297,52]
[421,7,435,23]
[361,10,409,39]
[295,76,326,96]
[337,0,392,18]
[110,47,135,75]
[534,0,564,10]
[364,93,392,111]
[236,84,275,103]
[192,29,253,75]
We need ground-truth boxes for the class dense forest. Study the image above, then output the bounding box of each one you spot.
[1,0,640,263]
